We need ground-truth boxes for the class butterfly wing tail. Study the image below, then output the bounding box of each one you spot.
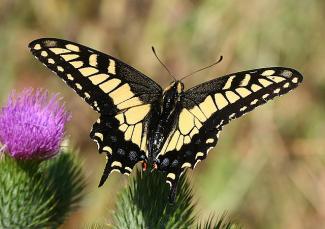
[98,157,112,187]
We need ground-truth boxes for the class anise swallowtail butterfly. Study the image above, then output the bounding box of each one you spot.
[29,38,303,202]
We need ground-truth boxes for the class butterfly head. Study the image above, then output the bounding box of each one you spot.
[162,81,184,104]
[164,81,184,95]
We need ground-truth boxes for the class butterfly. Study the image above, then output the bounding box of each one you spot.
[29,38,303,202]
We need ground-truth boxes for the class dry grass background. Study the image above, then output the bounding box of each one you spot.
[0,0,324,228]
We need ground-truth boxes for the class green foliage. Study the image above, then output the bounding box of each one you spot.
[113,169,195,229]
[41,150,86,227]
[0,151,85,228]
[112,170,240,229]
[0,156,55,228]
[197,214,241,229]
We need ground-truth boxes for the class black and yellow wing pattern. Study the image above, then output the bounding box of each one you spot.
[29,38,162,185]
[29,38,303,201]
[156,67,303,190]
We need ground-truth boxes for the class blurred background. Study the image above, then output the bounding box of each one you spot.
[0,0,324,228]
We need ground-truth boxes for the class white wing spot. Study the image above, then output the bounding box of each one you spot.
[274,88,281,94]
[125,167,133,172]
[240,106,247,112]
[67,74,74,81]
[195,152,204,160]
[229,113,236,119]
[84,92,90,99]
[112,161,122,167]
[41,51,48,57]
[206,138,214,144]
[181,163,192,169]
[262,94,270,99]
[167,173,176,180]
[57,66,64,72]
[33,44,41,50]
[250,99,258,105]
[103,146,113,154]
[94,132,103,141]
[283,82,290,88]
[76,83,82,90]
[48,58,55,64]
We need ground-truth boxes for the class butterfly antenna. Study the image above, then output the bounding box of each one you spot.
[179,55,223,81]
[152,47,177,81]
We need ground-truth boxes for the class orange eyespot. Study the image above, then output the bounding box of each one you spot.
[142,161,147,171]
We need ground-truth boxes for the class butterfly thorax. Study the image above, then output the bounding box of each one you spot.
[147,81,184,163]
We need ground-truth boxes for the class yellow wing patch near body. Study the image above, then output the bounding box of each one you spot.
[115,104,150,151]
[159,107,204,155]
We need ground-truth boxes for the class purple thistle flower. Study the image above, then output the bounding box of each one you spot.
[0,88,70,160]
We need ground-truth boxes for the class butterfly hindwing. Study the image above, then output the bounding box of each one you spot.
[157,67,303,195]
[29,38,162,184]
[91,115,149,186]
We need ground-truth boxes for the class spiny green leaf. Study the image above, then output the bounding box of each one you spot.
[113,169,195,229]
[197,214,241,229]
[0,150,86,228]
[41,150,86,227]
[0,156,55,228]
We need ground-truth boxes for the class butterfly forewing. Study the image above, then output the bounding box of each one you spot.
[157,67,303,190]
[29,38,162,184]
